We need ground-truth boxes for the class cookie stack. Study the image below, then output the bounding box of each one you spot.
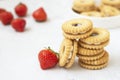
[59,18,110,70]
[59,18,94,68]
[78,28,110,70]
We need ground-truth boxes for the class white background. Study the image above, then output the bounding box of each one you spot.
[0,0,120,80]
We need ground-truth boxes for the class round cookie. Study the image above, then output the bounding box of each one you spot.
[59,38,78,68]
[81,11,103,17]
[62,18,93,39]
[79,27,110,49]
[100,5,120,17]
[77,46,104,56]
[79,51,109,65]
[63,29,93,39]
[102,0,120,9]
[72,0,96,13]
[80,40,109,49]
[78,50,105,61]
[78,61,108,70]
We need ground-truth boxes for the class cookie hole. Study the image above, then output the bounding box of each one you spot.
[90,33,98,36]
[72,23,82,27]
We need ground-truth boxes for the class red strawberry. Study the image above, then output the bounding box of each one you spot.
[11,18,26,32]
[0,8,6,20]
[38,47,59,70]
[0,8,6,13]
[1,11,13,25]
[32,7,47,22]
[15,3,27,17]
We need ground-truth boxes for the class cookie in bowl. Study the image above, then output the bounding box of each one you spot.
[72,0,96,13]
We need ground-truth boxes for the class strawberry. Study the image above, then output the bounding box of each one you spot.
[32,7,47,22]
[0,8,6,14]
[1,11,13,25]
[0,8,6,20]
[11,18,26,32]
[15,3,27,17]
[38,47,59,70]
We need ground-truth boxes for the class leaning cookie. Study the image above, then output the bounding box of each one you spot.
[59,38,78,68]
[100,5,120,17]
[79,27,110,49]
[78,61,108,70]
[77,46,104,56]
[72,0,95,13]
[101,0,120,9]
[62,18,93,39]
[81,11,104,17]
[78,50,105,61]
[79,51,109,65]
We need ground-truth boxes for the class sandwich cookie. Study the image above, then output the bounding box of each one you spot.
[102,0,120,9]
[79,51,109,65]
[79,28,110,49]
[77,46,104,56]
[72,0,96,13]
[62,18,93,39]
[59,38,78,68]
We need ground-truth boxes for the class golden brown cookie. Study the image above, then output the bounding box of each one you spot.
[78,50,105,61]
[72,0,96,13]
[81,11,103,17]
[63,29,93,39]
[102,0,120,9]
[79,51,109,65]
[100,5,120,17]
[77,46,104,56]
[59,38,78,68]
[62,18,93,39]
[79,27,110,49]
[78,61,108,70]
[80,40,109,49]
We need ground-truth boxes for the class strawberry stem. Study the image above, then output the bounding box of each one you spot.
[47,46,59,58]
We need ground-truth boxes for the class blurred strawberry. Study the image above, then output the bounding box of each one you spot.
[1,11,13,25]
[15,3,27,17]
[11,18,26,32]
[32,7,47,22]
[0,8,6,20]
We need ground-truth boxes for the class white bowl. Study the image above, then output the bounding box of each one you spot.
[66,0,120,29]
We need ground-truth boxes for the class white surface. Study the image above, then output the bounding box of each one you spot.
[0,0,120,80]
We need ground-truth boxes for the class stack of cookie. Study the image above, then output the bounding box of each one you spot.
[78,28,110,70]
[59,18,110,70]
[59,18,94,68]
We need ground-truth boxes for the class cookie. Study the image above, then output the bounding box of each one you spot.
[62,18,93,39]
[59,38,78,68]
[81,11,103,17]
[79,61,108,70]
[77,46,104,56]
[100,5,120,17]
[72,0,96,13]
[79,51,109,65]
[63,29,93,39]
[78,50,105,61]
[102,0,120,9]
[80,40,109,49]
[79,27,110,49]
